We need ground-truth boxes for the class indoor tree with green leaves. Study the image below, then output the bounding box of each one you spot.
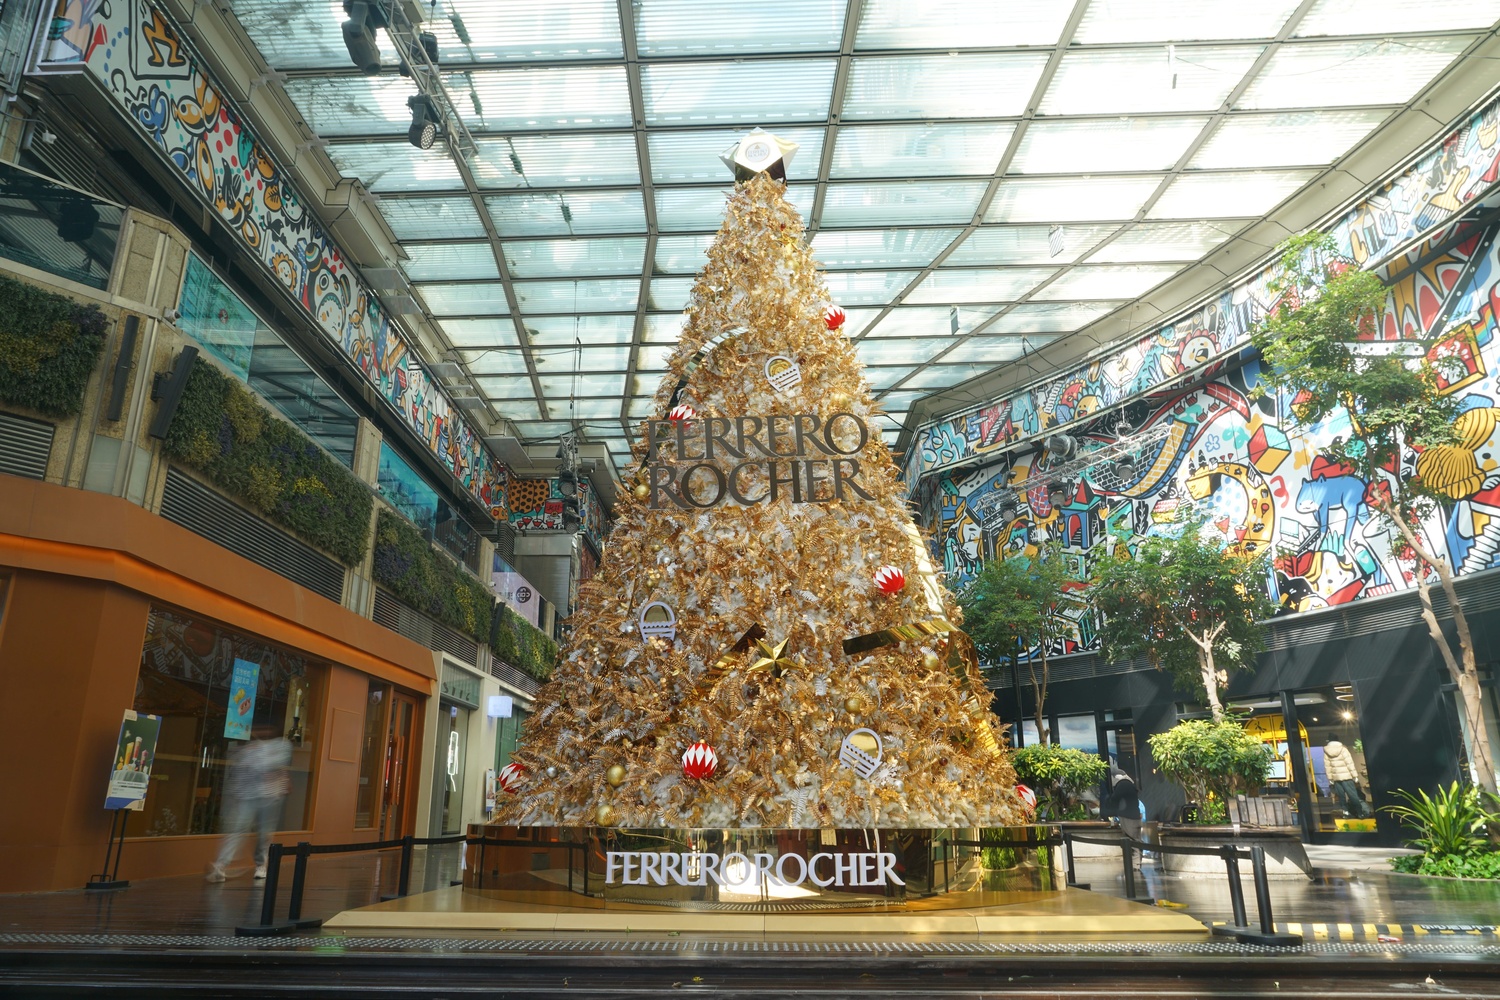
[959,542,1073,744]
[1250,231,1495,795]
[1091,529,1273,721]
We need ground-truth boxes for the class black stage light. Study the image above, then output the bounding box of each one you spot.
[1043,433,1077,460]
[561,496,582,532]
[399,31,440,76]
[407,94,441,149]
[341,1,382,75]
[1046,481,1068,507]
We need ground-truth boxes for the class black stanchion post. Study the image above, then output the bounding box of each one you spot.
[1211,846,1250,939]
[287,842,310,920]
[235,843,293,936]
[1120,840,1136,899]
[381,835,416,901]
[1063,830,1089,890]
[1222,846,1301,946]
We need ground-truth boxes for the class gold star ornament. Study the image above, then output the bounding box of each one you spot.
[720,128,800,182]
[746,636,801,678]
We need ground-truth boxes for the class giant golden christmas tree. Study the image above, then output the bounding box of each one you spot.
[494,132,1024,830]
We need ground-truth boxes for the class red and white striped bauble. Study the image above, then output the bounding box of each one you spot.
[1016,783,1037,813]
[498,762,526,794]
[681,741,718,780]
[873,565,906,595]
[825,305,846,331]
[668,403,696,422]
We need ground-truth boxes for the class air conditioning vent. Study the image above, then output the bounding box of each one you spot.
[0,412,54,480]
[494,520,517,563]
[372,588,478,666]
[160,468,345,602]
[490,658,541,696]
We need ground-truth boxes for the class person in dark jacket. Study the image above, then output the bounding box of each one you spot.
[1102,764,1142,841]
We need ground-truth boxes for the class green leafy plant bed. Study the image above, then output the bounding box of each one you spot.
[491,602,558,682]
[1390,852,1500,879]
[1384,781,1500,879]
[372,509,493,641]
[162,358,372,564]
[0,272,108,417]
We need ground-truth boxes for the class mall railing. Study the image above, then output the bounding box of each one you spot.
[1062,828,1302,947]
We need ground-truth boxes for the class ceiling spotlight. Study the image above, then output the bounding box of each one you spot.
[407,94,441,150]
[1047,481,1068,508]
[341,1,383,75]
[561,495,582,532]
[399,31,440,76]
[1043,433,1077,460]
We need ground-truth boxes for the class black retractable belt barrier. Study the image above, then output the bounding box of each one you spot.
[1062,829,1302,947]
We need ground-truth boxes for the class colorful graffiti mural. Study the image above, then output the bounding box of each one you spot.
[910,89,1500,484]
[507,478,608,552]
[35,0,510,520]
[926,224,1500,658]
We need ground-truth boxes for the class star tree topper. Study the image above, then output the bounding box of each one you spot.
[720,128,800,182]
[745,636,801,679]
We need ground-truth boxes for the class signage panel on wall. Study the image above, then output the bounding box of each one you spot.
[224,658,260,740]
[104,710,161,811]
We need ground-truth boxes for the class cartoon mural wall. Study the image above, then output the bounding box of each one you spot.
[923,222,1500,658]
[507,477,608,553]
[34,0,510,520]
[909,89,1500,485]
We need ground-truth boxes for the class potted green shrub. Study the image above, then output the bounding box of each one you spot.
[1012,744,1107,822]
[1147,718,1274,823]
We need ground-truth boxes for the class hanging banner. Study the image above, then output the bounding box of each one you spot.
[104,710,161,811]
[224,658,261,740]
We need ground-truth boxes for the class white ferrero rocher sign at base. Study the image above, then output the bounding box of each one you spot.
[605,850,905,888]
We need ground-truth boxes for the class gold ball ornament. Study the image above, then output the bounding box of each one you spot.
[595,803,616,827]
[922,651,941,670]
[844,695,866,714]
[830,391,853,412]
[633,483,650,501]
[606,764,627,787]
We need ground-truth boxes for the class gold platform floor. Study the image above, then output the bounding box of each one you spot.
[324,886,1207,938]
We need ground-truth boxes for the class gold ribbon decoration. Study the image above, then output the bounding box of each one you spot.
[694,622,767,697]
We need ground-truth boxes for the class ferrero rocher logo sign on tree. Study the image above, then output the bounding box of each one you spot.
[494,130,1025,830]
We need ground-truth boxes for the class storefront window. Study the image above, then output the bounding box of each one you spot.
[354,681,389,829]
[127,608,324,838]
[1055,714,1099,753]
[377,441,480,571]
[1291,686,1375,833]
[436,703,470,835]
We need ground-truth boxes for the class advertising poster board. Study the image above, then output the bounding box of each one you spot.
[104,710,161,811]
[224,658,260,740]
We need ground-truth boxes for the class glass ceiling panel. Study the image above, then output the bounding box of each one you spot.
[540,373,626,398]
[830,123,1014,180]
[864,306,1004,338]
[555,398,626,419]
[635,0,845,54]
[474,376,537,399]
[1148,169,1317,219]
[495,400,545,422]
[1029,264,1183,301]
[1236,39,1470,110]
[441,319,520,349]
[551,345,632,371]
[1192,110,1390,169]
[522,315,637,345]
[864,367,917,390]
[858,338,954,365]
[325,145,463,193]
[987,302,1122,333]
[1296,0,1500,36]
[819,181,988,227]
[649,278,696,311]
[378,197,487,240]
[456,65,633,131]
[1011,118,1209,174]
[843,54,1049,120]
[901,363,996,390]
[471,135,641,188]
[1086,222,1241,263]
[876,390,930,410]
[637,343,676,371]
[811,229,961,270]
[511,421,578,439]
[906,268,1059,304]
[939,337,1033,364]
[1073,0,1300,43]
[464,350,530,376]
[640,60,836,125]
[855,0,1072,48]
[822,270,919,306]
[654,234,715,273]
[401,245,500,281]
[644,313,690,342]
[648,127,826,183]
[486,190,646,237]
[502,237,646,278]
[655,184,814,232]
[985,176,1163,223]
[284,76,428,136]
[230,0,375,70]
[944,225,1120,265]
[1040,46,1264,116]
[417,282,510,316]
[513,279,639,313]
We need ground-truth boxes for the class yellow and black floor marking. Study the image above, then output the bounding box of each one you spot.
[1208,921,1500,941]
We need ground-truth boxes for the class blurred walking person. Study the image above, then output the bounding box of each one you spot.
[207,723,291,881]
